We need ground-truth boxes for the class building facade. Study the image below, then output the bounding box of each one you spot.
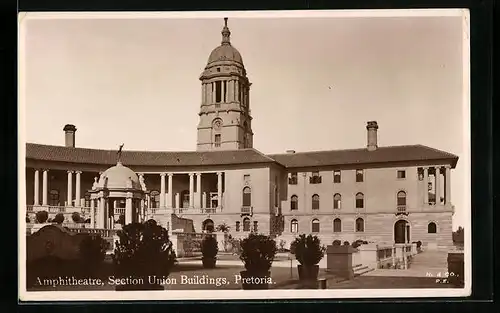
[24,19,458,250]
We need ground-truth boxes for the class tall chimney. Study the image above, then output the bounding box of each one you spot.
[366,121,378,151]
[286,150,296,154]
[63,124,77,148]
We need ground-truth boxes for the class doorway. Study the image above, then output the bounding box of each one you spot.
[394,220,410,243]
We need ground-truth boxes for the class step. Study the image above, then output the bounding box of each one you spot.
[354,267,375,277]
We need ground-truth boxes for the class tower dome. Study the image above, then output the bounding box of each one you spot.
[98,162,141,190]
[206,17,244,67]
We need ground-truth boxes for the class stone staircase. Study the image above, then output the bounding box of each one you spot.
[353,263,375,277]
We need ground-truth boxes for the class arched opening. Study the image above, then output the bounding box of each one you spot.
[181,190,190,208]
[150,190,160,208]
[311,219,320,233]
[49,189,59,206]
[333,193,341,209]
[242,187,251,207]
[333,218,342,232]
[428,222,437,233]
[356,192,364,209]
[394,220,410,243]
[290,195,298,210]
[235,221,240,232]
[397,191,407,206]
[291,219,298,233]
[243,217,251,232]
[202,219,215,232]
[355,217,365,232]
[312,194,320,210]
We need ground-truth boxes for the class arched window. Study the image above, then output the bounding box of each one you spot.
[312,194,320,210]
[291,195,298,210]
[397,191,407,206]
[311,219,320,233]
[356,192,364,209]
[333,218,342,232]
[242,187,251,207]
[355,218,364,232]
[235,221,240,232]
[291,219,298,233]
[243,218,251,232]
[253,221,258,232]
[150,190,160,208]
[333,193,341,209]
[49,189,59,206]
[428,222,437,233]
[203,219,215,232]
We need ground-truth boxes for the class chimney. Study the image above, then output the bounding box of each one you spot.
[63,124,77,148]
[286,150,296,154]
[366,121,378,151]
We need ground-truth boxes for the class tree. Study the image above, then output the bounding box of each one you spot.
[452,226,464,244]
[53,213,65,224]
[35,211,48,223]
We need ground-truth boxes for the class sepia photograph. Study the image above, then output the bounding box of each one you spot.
[18,9,470,301]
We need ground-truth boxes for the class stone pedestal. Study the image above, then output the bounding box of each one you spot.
[326,245,356,280]
[358,243,378,268]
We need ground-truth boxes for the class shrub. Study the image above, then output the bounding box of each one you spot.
[416,241,422,248]
[53,213,65,224]
[332,239,342,246]
[239,233,277,273]
[113,221,176,278]
[72,212,82,223]
[343,241,350,246]
[352,239,366,248]
[35,210,48,223]
[291,234,326,266]
[215,223,230,233]
[79,235,107,265]
[201,235,218,259]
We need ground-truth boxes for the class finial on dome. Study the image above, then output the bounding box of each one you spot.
[116,143,124,165]
[221,17,231,45]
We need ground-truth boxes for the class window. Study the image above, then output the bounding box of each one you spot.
[235,221,240,232]
[242,187,251,207]
[355,192,364,209]
[238,82,242,103]
[428,222,437,233]
[214,134,221,147]
[397,191,407,206]
[311,219,320,233]
[150,190,160,208]
[312,171,319,177]
[356,218,365,232]
[333,193,342,209]
[215,81,222,103]
[291,219,298,233]
[289,172,298,184]
[290,195,298,210]
[84,193,91,207]
[333,218,342,232]
[397,170,406,179]
[243,174,250,182]
[49,189,59,206]
[310,172,322,184]
[243,218,250,231]
[312,194,320,210]
[116,199,126,208]
[356,169,364,182]
[333,170,341,183]
[418,168,424,181]
[253,221,258,232]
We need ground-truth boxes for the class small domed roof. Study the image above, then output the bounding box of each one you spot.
[98,162,141,190]
[206,18,244,66]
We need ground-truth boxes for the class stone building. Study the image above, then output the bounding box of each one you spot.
[24,18,458,250]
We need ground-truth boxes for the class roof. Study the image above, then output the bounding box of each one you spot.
[25,143,276,167]
[268,145,459,169]
[25,143,458,169]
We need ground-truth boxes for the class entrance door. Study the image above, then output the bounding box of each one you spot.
[394,220,408,243]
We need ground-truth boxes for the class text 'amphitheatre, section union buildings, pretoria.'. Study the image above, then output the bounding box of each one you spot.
[25,18,458,251]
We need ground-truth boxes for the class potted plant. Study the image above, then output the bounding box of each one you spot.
[35,210,48,223]
[112,219,176,290]
[239,233,276,290]
[53,213,65,224]
[201,234,218,268]
[72,212,82,223]
[291,234,326,283]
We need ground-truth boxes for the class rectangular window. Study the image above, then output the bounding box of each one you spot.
[397,170,406,179]
[243,174,250,181]
[288,172,298,184]
[215,81,222,103]
[333,170,341,183]
[214,134,221,147]
[310,172,322,184]
[356,169,364,182]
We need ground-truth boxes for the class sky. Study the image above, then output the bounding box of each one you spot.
[20,11,469,230]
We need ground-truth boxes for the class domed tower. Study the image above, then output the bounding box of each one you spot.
[197,18,253,151]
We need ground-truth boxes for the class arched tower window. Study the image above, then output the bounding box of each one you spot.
[397,191,407,206]
[428,222,437,233]
[356,218,365,232]
[312,194,320,210]
[290,195,298,210]
[242,187,251,207]
[333,218,342,232]
[291,219,298,233]
[333,193,341,209]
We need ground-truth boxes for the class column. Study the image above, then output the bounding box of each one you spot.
[42,169,48,205]
[125,198,133,224]
[435,167,441,205]
[75,171,82,207]
[167,173,173,208]
[90,199,95,228]
[202,83,205,104]
[212,82,216,103]
[160,173,166,208]
[175,193,180,209]
[217,172,223,208]
[445,165,451,205]
[423,167,429,205]
[228,80,233,102]
[34,169,40,205]
[67,171,73,206]
[98,198,105,229]
[189,173,194,208]
[235,81,239,103]
[202,192,207,209]
[196,173,202,208]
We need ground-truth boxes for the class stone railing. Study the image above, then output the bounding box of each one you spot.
[27,205,91,214]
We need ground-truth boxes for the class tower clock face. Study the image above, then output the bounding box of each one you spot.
[213,119,222,130]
